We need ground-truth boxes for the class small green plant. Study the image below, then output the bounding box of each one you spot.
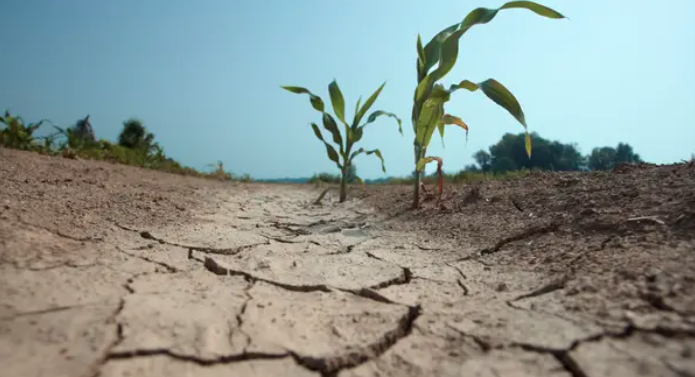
[409,1,566,208]
[282,80,402,202]
[0,110,46,151]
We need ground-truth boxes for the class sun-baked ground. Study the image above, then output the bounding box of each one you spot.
[1,147,694,377]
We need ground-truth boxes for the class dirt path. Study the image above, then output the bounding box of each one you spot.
[1,149,694,377]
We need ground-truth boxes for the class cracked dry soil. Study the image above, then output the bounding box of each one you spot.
[2,148,695,377]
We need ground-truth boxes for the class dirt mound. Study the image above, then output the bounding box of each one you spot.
[365,162,695,324]
[0,148,231,238]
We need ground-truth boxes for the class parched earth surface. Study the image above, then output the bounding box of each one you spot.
[1,147,694,377]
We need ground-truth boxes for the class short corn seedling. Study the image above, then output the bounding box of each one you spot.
[282,80,402,202]
[410,1,566,208]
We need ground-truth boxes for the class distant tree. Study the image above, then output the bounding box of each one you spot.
[72,115,95,144]
[473,150,492,172]
[614,142,643,165]
[463,164,480,172]
[588,143,642,171]
[118,118,153,150]
[479,132,585,173]
[588,147,617,170]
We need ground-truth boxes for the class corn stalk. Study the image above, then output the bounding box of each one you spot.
[411,1,566,208]
[282,80,402,202]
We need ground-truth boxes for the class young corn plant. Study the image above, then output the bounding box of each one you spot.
[282,80,402,202]
[410,1,566,208]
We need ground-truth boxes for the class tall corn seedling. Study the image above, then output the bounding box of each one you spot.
[410,1,566,208]
[283,80,402,202]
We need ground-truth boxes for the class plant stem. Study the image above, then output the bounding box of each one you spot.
[339,165,348,203]
[412,144,422,209]
[412,169,420,209]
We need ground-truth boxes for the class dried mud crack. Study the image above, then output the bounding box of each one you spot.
[3,151,694,377]
[291,305,422,377]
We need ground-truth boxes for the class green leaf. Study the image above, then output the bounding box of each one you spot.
[525,131,532,158]
[328,80,347,125]
[499,1,566,19]
[416,34,426,74]
[362,110,403,135]
[448,78,527,130]
[450,80,479,92]
[311,123,342,169]
[322,113,344,155]
[416,2,565,104]
[422,23,459,76]
[349,148,386,173]
[415,85,449,148]
[353,82,386,127]
[281,86,325,112]
[354,97,362,126]
[478,79,527,128]
[352,125,364,144]
[461,1,566,31]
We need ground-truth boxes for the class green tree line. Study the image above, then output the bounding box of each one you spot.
[466,132,643,173]
[0,110,248,181]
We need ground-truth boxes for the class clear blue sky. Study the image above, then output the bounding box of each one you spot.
[2,0,693,179]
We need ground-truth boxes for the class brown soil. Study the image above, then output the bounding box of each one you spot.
[2,147,694,377]
[365,163,695,322]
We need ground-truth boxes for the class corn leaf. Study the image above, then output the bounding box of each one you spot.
[352,125,364,144]
[417,1,565,104]
[453,78,527,127]
[322,113,344,155]
[449,78,529,156]
[311,123,342,169]
[422,23,459,76]
[349,147,386,173]
[362,110,403,135]
[417,34,426,75]
[437,114,469,146]
[353,82,386,127]
[328,80,347,125]
[416,85,449,147]
[477,79,527,128]
[441,114,469,135]
[281,86,325,113]
[450,80,479,92]
[354,96,362,126]
[416,156,442,172]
